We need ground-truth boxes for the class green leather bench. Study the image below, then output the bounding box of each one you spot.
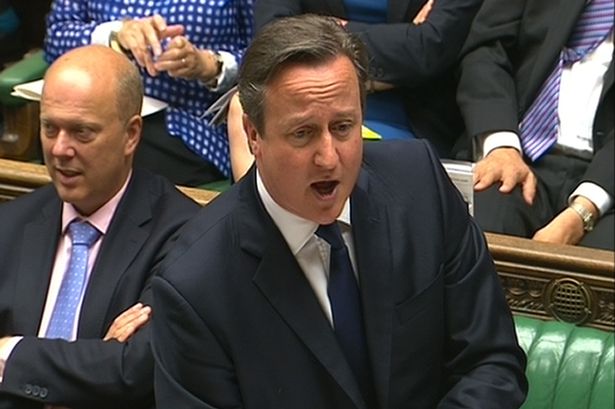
[515,316,614,409]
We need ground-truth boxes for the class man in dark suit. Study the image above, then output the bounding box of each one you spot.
[152,15,527,409]
[0,45,199,408]
[457,0,614,250]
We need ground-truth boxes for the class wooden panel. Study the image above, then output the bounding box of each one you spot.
[0,158,219,206]
[487,232,614,331]
[0,103,41,160]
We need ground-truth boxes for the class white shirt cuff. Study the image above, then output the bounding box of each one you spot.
[0,336,23,383]
[569,182,613,217]
[479,131,522,159]
[90,20,124,46]
[206,51,238,93]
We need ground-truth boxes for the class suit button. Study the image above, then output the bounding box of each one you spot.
[32,385,41,397]
[24,383,32,395]
[40,387,48,399]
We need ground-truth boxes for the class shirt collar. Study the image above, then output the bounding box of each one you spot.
[256,170,351,255]
[61,171,132,235]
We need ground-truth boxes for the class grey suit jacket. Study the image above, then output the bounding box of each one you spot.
[152,139,527,409]
[0,168,200,409]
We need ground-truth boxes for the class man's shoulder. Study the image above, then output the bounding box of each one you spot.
[0,184,58,217]
[362,139,436,177]
[128,168,200,210]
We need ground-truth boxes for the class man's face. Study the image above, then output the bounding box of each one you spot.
[246,56,363,224]
[40,68,140,215]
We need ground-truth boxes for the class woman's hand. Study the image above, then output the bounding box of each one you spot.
[116,14,184,76]
[154,35,221,82]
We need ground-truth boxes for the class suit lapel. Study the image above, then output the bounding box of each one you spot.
[350,169,394,408]
[240,171,366,409]
[13,189,62,335]
[78,173,151,336]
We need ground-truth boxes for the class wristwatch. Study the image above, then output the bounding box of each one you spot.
[569,202,595,232]
[203,51,224,88]
[108,30,128,55]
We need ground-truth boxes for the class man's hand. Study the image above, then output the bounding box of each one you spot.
[0,337,12,350]
[103,303,152,343]
[533,196,598,246]
[474,148,537,205]
[413,0,434,25]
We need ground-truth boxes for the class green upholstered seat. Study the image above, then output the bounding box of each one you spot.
[514,316,614,409]
[0,50,48,106]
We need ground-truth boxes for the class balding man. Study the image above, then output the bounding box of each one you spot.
[0,45,199,409]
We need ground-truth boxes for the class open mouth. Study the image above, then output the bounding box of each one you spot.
[311,180,339,198]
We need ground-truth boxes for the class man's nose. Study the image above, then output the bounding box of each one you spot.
[314,132,339,168]
[49,131,75,157]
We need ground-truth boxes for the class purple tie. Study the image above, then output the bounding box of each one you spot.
[519,0,613,161]
[46,221,101,340]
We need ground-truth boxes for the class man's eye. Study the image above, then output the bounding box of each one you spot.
[289,128,314,145]
[73,128,95,142]
[332,122,354,137]
[42,123,59,138]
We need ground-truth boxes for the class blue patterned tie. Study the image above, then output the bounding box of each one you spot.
[46,221,101,340]
[519,0,614,161]
[316,222,374,405]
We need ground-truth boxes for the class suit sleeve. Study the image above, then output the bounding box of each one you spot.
[456,0,525,138]
[255,0,482,86]
[420,142,528,407]
[0,287,154,409]
[583,136,615,199]
[152,276,242,409]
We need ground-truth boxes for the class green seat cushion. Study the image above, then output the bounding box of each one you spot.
[0,50,48,106]
[514,316,614,409]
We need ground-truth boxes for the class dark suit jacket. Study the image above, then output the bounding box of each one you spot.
[152,140,527,409]
[457,0,614,198]
[0,169,200,409]
[255,0,483,156]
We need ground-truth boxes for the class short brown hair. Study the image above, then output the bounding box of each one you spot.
[238,14,368,133]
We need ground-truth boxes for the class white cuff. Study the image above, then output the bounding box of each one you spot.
[0,336,23,383]
[206,51,238,93]
[568,182,613,217]
[90,20,124,46]
[480,131,522,159]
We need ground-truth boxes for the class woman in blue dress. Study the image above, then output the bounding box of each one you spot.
[45,0,253,186]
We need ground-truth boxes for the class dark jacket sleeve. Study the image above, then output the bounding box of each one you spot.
[456,0,526,139]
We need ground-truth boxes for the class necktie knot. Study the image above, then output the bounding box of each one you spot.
[68,221,100,248]
[315,222,345,250]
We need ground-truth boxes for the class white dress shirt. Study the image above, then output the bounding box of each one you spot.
[256,171,356,326]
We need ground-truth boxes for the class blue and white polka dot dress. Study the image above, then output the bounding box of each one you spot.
[45,0,254,177]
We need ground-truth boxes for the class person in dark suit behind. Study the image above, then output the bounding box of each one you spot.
[0,44,200,409]
[456,0,614,250]
[152,14,527,409]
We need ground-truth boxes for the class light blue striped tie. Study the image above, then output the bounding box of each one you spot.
[46,221,101,340]
[519,0,614,161]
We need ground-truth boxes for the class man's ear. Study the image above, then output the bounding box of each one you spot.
[242,113,260,156]
[124,114,143,156]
